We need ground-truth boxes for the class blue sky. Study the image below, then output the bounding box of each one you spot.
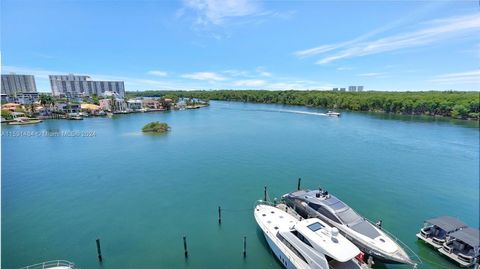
[1,0,479,92]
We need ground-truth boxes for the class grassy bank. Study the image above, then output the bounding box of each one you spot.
[127,90,480,120]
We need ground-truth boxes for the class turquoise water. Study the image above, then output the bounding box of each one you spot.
[2,101,479,269]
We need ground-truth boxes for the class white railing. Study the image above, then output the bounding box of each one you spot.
[19,260,76,269]
[365,219,422,267]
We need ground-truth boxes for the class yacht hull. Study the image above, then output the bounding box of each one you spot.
[284,194,413,265]
[263,230,299,269]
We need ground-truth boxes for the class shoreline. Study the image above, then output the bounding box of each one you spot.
[126,90,479,121]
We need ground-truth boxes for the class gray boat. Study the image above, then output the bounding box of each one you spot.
[416,216,467,248]
[283,189,416,266]
[439,227,480,268]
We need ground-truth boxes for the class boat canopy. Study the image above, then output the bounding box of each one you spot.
[426,216,467,232]
[449,227,480,248]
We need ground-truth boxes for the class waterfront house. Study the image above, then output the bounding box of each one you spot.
[11,111,26,118]
[35,106,53,116]
[55,103,81,114]
[81,103,102,115]
[143,99,163,110]
[99,98,127,112]
[127,99,143,111]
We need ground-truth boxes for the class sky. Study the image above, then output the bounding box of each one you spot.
[1,0,479,92]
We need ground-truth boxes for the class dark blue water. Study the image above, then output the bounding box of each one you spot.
[2,101,479,269]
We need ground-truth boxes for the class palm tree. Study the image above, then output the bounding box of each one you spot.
[109,94,117,112]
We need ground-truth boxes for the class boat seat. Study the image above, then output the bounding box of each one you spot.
[458,249,475,263]
[421,227,433,237]
[443,241,454,253]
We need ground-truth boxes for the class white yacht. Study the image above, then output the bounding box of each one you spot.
[254,202,368,269]
[19,260,76,269]
[283,189,416,266]
[326,111,341,117]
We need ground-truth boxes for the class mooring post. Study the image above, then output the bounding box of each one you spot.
[264,186,267,202]
[243,236,247,258]
[297,177,301,190]
[218,206,222,225]
[96,238,103,262]
[183,235,188,258]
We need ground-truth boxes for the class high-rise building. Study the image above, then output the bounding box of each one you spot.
[1,73,37,95]
[348,86,357,92]
[332,88,339,91]
[340,88,346,92]
[357,86,364,91]
[49,74,125,98]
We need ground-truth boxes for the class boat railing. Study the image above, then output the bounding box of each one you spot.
[365,219,422,267]
[19,260,76,269]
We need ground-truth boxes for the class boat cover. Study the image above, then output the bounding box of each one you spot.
[449,227,480,248]
[426,216,467,232]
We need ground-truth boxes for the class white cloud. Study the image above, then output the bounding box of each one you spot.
[256,67,271,77]
[358,72,385,77]
[336,67,353,71]
[182,0,260,25]
[233,79,266,87]
[147,70,168,77]
[430,70,480,84]
[295,44,348,58]
[223,69,249,77]
[295,13,480,64]
[181,71,226,81]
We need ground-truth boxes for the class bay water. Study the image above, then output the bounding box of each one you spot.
[2,101,479,269]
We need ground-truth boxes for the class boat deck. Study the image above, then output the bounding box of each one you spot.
[416,233,443,248]
[275,203,303,220]
[438,248,476,267]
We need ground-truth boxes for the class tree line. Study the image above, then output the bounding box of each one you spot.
[127,90,480,120]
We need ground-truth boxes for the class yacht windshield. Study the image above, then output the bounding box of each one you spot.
[307,222,324,232]
[336,208,362,225]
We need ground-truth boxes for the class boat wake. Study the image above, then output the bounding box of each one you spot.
[274,109,328,116]
[221,107,329,117]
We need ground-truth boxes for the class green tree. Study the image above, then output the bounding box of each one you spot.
[1,109,12,119]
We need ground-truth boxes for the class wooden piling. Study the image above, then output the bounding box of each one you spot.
[243,236,247,258]
[297,177,301,190]
[96,238,103,262]
[183,235,188,258]
[218,206,222,225]
[264,186,267,201]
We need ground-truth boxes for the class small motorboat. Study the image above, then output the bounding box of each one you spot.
[283,189,417,265]
[66,113,83,120]
[326,111,341,117]
[8,117,42,125]
[254,202,369,269]
[439,227,480,268]
[416,216,467,248]
[19,260,77,269]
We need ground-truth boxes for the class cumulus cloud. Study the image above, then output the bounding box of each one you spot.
[181,71,226,81]
[182,0,260,25]
[147,70,168,77]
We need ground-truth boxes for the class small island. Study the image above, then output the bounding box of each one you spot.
[142,121,170,134]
